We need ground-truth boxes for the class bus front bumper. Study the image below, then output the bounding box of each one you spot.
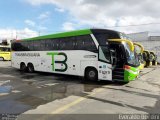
[124,66,139,82]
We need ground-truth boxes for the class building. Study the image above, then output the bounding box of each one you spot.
[127,32,149,41]
[127,32,160,63]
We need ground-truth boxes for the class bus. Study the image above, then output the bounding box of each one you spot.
[0,45,11,61]
[133,42,145,70]
[150,51,157,66]
[11,29,140,82]
[108,39,139,81]
[143,50,153,67]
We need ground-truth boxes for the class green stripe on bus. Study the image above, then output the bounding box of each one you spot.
[24,29,92,41]
[124,67,139,81]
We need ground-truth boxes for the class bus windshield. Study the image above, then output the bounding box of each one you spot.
[123,42,139,67]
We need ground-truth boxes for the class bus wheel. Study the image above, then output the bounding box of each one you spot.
[153,61,157,66]
[20,63,27,72]
[146,61,150,67]
[27,63,34,73]
[85,68,98,81]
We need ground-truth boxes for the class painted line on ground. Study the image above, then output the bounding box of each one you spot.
[51,88,104,114]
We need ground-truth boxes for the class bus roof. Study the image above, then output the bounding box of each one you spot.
[22,29,120,41]
[24,29,92,41]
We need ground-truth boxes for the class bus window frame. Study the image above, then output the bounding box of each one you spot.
[98,45,112,64]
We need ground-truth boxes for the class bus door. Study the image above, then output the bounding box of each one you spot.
[98,46,112,81]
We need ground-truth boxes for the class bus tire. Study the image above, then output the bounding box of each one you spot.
[27,63,34,73]
[20,63,27,72]
[153,61,157,66]
[146,61,150,67]
[85,67,98,81]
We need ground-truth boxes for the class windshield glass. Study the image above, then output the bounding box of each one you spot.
[0,47,11,52]
[123,42,140,67]
[134,46,144,63]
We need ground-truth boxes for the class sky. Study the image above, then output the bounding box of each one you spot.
[1,0,160,40]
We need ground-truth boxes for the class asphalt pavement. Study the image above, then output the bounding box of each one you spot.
[0,61,160,120]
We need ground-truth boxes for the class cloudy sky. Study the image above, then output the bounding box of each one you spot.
[0,0,160,39]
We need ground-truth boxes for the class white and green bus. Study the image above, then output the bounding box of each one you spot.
[11,29,140,82]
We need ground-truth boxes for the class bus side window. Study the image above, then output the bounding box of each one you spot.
[59,38,66,50]
[63,37,76,50]
[18,41,27,51]
[33,40,38,51]
[45,39,59,51]
[12,42,23,51]
[33,40,45,51]
[94,33,109,45]
[40,40,46,50]
[76,36,84,50]
[53,39,59,50]
[83,36,97,52]
[68,37,76,50]
[27,41,34,51]
[76,35,97,52]
[19,41,30,51]
[45,37,76,50]
[45,39,53,51]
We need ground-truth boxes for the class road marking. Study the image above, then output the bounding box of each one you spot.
[51,88,104,114]
[0,93,9,96]
[12,90,21,93]
[45,83,58,86]
[22,80,36,82]
[0,80,10,86]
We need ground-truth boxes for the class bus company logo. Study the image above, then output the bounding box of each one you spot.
[47,52,68,72]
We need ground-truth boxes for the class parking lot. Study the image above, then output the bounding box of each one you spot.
[0,61,160,120]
